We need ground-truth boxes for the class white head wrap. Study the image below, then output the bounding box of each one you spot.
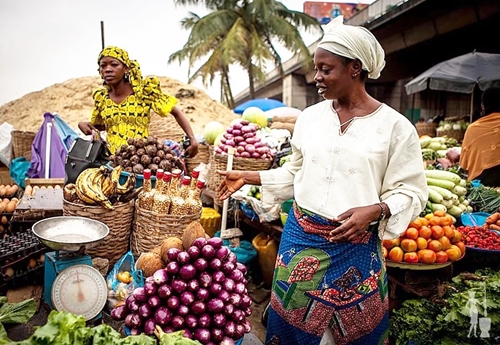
[318,16,386,79]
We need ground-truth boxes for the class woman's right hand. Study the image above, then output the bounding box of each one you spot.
[78,121,98,135]
[216,171,246,200]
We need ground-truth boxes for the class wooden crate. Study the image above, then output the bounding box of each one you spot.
[0,167,14,185]
[25,178,65,187]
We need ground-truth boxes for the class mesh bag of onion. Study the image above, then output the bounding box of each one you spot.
[111,236,252,344]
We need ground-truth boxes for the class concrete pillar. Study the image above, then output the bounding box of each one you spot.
[282,74,309,110]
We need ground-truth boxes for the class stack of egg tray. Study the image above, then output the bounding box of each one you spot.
[0,231,47,289]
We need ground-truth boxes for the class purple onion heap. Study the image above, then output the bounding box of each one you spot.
[111,237,252,344]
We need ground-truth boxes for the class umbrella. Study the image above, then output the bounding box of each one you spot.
[233,98,287,114]
[264,106,302,118]
[404,51,500,95]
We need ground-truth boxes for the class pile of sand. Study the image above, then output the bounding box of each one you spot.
[0,76,238,137]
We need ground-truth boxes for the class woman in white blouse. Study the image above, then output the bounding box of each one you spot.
[218,16,427,345]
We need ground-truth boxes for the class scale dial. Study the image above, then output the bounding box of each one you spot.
[51,264,107,320]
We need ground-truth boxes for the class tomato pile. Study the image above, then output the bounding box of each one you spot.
[457,225,500,250]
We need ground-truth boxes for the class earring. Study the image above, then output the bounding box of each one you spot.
[352,73,357,78]
[124,73,130,83]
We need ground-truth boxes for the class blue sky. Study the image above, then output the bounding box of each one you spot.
[0,0,372,106]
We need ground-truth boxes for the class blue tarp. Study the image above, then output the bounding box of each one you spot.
[27,113,72,178]
[53,113,79,151]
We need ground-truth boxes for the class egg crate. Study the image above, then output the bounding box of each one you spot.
[0,261,44,289]
[0,231,47,269]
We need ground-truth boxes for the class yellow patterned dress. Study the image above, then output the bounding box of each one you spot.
[90,76,178,153]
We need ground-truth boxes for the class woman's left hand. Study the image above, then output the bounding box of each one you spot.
[184,140,199,158]
[328,205,380,242]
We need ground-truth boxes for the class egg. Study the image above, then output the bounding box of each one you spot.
[5,201,16,213]
[0,188,5,197]
[11,184,19,194]
[47,185,54,190]
[2,198,9,203]
[54,185,62,189]
[25,185,33,196]
[0,203,5,213]
[1,216,7,224]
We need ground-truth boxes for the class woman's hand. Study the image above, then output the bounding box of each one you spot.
[78,122,99,135]
[184,139,199,158]
[217,171,246,200]
[328,205,381,242]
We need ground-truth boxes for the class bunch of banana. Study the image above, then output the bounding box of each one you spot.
[75,166,114,210]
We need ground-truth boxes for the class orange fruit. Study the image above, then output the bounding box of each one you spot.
[454,241,466,255]
[442,225,454,239]
[433,210,446,217]
[416,237,428,250]
[404,227,419,240]
[382,246,388,259]
[403,252,419,263]
[400,239,418,252]
[383,238,400,250]
[428,216,442,226]
[446,245,462,261]
[428,240,443,252]
[418,249,437,264]
[435,251,449,263]
[450,230,462,243]
[388,247,404,262]
[431,225,444,239]
[442,215,454,226]
[418,226,432,239]
[437,236,452,250]
[419,217,429,227]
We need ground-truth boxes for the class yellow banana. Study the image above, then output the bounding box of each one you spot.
[101,176,115,198]
[89,168,114,209]
[63,183,78,202]
[116,174,136,194]
[75,168,100,204]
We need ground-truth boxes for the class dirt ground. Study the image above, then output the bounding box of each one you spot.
[4,282,269,344]
[0,76,239,137]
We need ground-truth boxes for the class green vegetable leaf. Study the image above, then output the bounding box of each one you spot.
[0,323,9,345]
[0,298,36,325]
[26,310,89,345]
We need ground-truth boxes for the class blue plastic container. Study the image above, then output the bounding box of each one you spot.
[460,212,490,227]
[118,169,157,189]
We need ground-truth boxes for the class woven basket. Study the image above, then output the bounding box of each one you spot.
[184,144,210,174]
[62,199,135,268]
[436,129,465,142]
[12,130,36,159]
[131,205,202,258]
[149,113,184,142]
[415,123,436,137]
[24,150,32,161]
[208,153,273,192]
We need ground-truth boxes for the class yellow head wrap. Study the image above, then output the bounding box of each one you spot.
[318,16,386,79]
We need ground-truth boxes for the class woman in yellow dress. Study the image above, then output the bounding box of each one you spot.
[78,46,198,157]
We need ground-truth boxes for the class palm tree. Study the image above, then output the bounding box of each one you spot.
[171,0,323,106]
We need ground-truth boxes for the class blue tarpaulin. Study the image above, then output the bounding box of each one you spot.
[53,113,79,151]
[27,113,73,178]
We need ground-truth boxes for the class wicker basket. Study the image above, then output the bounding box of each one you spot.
[131,205,202,258]
[62,199,135,268]
[208,153,273,192]
[415,123,436,137]
[184,144,210,174]
[436,129,465,142]
[24,150,32,161]
[12,130,36,159]
[149,113,184,142]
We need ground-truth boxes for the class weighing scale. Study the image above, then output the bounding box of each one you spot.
[32,216,109,321]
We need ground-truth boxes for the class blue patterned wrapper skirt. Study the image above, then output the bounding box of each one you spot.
[265,203,389,345]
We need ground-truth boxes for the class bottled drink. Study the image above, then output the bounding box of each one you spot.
[188,178,205,215]
[170,176,192,215]
[151,171,172,214]
[154,169,165,193]
[189,167,201,190]
[138,169,155,210]
[169,169,182,197]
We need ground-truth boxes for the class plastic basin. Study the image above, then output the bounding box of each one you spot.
[460,212,490,227]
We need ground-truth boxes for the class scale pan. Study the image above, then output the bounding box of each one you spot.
[32,216,109,252]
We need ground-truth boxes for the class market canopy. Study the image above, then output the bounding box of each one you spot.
[404,51,500,95]
[233,98,287,114]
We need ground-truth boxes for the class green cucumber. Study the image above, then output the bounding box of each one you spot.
[427,188,444,204]
[426,177,456,191]
[424,170,461,185]
[428,185,456,200]
[430,203,447,213]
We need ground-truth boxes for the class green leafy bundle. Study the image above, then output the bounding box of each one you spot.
[390,268,500,345]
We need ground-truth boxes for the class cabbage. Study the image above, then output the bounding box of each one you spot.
[203,121,225,145]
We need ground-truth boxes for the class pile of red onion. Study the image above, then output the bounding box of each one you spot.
[215,120,272,159]
[111,237,252,344]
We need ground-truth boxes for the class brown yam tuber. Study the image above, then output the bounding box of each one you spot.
[135,252,164,277]
[270,121,295,134]
[271,115,298,124]
[160,237,184,262]
[182,221,207,249]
